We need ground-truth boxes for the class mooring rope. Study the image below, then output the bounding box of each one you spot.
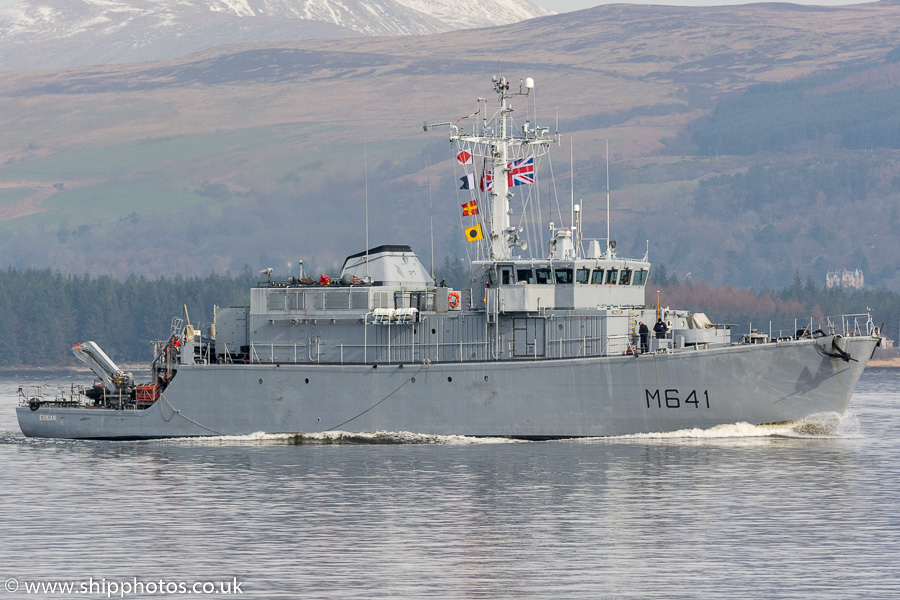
[326,359,431,432]
[159,391,225,436]
[155,358,433,437]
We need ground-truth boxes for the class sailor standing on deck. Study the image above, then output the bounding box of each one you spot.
[639,322,649,353]
[654,318,668,340]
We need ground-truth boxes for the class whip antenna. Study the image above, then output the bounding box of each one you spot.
[364,111,370,281]
[606,138,610,256]
[424,94,435,280]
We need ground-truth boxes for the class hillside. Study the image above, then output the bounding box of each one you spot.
[0,1,898,291]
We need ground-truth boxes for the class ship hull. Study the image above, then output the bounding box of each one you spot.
[17,336,877,439]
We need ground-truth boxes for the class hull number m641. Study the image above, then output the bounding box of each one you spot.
[646,389,710,409]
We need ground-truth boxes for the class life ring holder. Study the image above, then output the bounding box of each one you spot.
[448,292,460,309]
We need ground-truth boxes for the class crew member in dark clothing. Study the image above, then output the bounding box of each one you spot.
[654,318,668,339]
[638,321,649,353]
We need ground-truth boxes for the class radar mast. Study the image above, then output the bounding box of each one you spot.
[428,76,557,260]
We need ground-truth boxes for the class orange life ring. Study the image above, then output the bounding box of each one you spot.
[448,292,460,309]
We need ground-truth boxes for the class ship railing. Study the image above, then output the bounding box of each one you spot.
[246,335,661,364]
[744,311,875,342]
[248,340,494,364]
[507,333,614,359]
[249,324,811,363]
[170,316,184,339]
[249,343,310,364]
[826,312,876,337]
[535,333,684,358]
[17,384,90,408]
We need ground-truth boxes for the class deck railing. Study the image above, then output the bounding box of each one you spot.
[747,312,875,341]
[231,312,875,366]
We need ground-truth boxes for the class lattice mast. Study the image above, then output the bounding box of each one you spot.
[430,76,557,260]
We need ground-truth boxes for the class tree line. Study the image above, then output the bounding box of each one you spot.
[0,264,896,367]
[0,268,254,366]
[653,264,900,339]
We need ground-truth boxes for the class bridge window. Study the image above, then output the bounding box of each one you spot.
[632,270,648,285]
[535,268,551,284]
[500,268,512,285]
[576,268,590,284]
[606,269,619,284]
[619,270,631,285]
[517,268,535,284]
[555,268,573,284]
[591,269,604,284]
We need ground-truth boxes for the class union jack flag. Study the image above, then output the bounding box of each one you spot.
[480,170,493,192]
[479,155,534,191]
[508,154,534,187]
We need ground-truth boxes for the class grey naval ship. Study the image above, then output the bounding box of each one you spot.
[18,76,880,440]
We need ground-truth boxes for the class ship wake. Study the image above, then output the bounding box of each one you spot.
[152,412,861,446]
[599,411,860,442]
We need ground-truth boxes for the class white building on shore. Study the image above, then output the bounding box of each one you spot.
[826,268,864,290]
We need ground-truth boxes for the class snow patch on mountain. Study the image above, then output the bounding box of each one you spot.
[0,0,552,68]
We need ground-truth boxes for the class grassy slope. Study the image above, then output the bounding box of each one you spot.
[0,2,898,288]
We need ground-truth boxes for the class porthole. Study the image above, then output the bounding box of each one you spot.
[558,324,564,330]
[431,328,436,335]
[258,378,263,385]
[448,376,453,383]
[484,376,489,382]
[411,377,416,383]
[305,378,309,384]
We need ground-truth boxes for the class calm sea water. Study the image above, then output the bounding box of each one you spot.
[0,368,898,599]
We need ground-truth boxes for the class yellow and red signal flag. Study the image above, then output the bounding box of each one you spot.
[461,200,479,216]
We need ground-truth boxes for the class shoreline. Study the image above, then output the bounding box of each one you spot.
[0,364,147,374]
[867,357,900,368]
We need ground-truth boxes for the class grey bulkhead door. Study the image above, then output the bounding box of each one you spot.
[513,318,545,357]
